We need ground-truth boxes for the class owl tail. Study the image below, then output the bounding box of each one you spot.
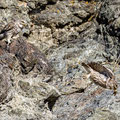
[81,62,92,73]
[0,33,5,40]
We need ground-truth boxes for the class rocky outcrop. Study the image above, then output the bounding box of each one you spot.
[0,0,120,120]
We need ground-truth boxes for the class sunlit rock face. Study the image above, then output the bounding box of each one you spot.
[0,0,120,120]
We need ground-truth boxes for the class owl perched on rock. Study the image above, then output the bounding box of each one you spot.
[0,20,26,45]
[82,62,118,95]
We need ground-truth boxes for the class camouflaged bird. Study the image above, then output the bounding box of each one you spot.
[82,62,118,95]
[0,19,26,45]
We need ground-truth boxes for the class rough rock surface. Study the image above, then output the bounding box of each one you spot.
[0,0,120,120]
[9,37,52,74]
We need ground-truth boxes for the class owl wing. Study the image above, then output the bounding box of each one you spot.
[81,62,93,73]
[87,62,114,79]
[90,71,107,88]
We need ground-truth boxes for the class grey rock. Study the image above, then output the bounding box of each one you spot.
[0,0,120,120]
[88,108,118,120]
[0,73,60,120]
[97,0,120,61]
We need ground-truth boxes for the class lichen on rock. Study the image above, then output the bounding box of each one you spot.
[0,0,120,119]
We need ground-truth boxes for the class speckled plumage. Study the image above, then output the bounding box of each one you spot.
[0,20,25,44]
[82,62,118,95]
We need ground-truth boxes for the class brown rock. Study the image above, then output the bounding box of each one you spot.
[0,41,7,55]
[9,38,52,74]
[0,70,10,103]
[0,48,6,55]
[0,53,17,70]
[0,53,16,103]
[0,41,7,50]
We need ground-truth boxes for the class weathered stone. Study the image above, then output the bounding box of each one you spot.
[0,41,7,50]
[9,37,52,74]
[88,108,118,120]
[0,0,17,8]
[0,73,60,120]
[0,0,120,119]
[52,84,119,120]
[18,80,61,99]
[30,1,96,30]
[97,0,120,62]
[0,53,17,103]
